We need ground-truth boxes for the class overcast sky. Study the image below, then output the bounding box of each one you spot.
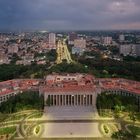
[0,0,140,31]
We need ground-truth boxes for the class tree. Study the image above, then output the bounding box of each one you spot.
[112,130,137,140]
[0,91,44,113]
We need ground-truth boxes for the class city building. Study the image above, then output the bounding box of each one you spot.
[39,74,140,110]
[40,74,98,107]
[48,33,56,49]
[72,38,86,55]
[8,44,19,54]
[68,32,77,45]
[119,34,125,42]
[0,79,40,104]
[0,52,9,64]
[134,45,140,56]
[0,73,140,110]
[102,37,112,45]
[120,45,132,56]
[120,44,140,56]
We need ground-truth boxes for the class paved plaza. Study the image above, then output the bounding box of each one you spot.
[42,122,101,138]
[41,106,101,138]
[43,106,99,120]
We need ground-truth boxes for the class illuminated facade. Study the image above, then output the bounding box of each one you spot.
[0,74,140,111]
[40,74,140,110]
[40,74,99,107]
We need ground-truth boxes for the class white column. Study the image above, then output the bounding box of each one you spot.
[86,95,88,106]
[62,95,64,106]
[83,95,85,106]
[50,95,52,106]
[92,94,94,105]
[89,95,91,105]
[59,95,61,106]
[71,95,73,106]
[68,95,70,106]
[74,95,76,106]
[63,95,65,106]
[77,95,79,106]
[65,95,67,106]
[58,95,59,106]
[80,95,82,106]
[79,95,81,105]
[52,95,54,106]
[56,95,58,106]
[76,95,78,105]
[69,95,71,106]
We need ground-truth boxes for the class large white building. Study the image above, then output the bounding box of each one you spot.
[119,34,125,42]
[68,32,77,45]
[72,38,86,55]
[40,74,98,107]
[134,45,140,56]
[8,44,19,54]
[0,52,9,64]
[48,33,56,49]
[39,73,140,111]
[0,74,140,111]
[120,44,140,56]
[0,79,40,104]
[102,37,112,45]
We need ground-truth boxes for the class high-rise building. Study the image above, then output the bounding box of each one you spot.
[0,52,9,64]
[48,33,56,49]
[134,45,140,56]
[8,44,19,54]
[119,34,125,42]
[72,38,86,55]
[68,32,77,45]
[120,45,132,56]
[102,37,112,45]
[74,38,86,49]
[120,44,140,56]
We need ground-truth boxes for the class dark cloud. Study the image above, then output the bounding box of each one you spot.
[0,0,140,31]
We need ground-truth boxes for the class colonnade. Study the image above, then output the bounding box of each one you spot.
[46,94,94,106]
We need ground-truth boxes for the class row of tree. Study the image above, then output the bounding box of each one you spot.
[79,58,140,81]
[0,91,44,113]
[48,62,89,74]
[96,92,138,114]
[0,63,50,81]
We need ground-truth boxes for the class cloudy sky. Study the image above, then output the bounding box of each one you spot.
[0,0,140,31]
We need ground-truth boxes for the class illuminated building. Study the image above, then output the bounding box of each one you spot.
[48,33,56,49]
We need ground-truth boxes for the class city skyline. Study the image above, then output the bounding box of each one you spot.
[1,0,140,31]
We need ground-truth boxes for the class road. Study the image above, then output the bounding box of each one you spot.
[56,40,73,64]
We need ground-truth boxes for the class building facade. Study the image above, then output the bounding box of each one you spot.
[0,79,40,104]
[120,44,140,56]
[39,74,140,111]
[0,74,140,111]
[72,38,86,55]
[48,33,56,49]
[40,74,99,107]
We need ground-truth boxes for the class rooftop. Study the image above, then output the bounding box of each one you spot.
[0,74,140,96]
[0,79,41,96]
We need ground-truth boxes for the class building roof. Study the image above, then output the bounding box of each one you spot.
[99,78,140,95]
[0,74,140,96]
[0,79,40,96]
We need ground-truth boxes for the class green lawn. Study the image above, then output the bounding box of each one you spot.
[0,113,8,122]
[28,112,43,119]
[128,125,140,136]
[0,126,16,135]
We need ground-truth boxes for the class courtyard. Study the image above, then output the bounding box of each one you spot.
[42,122,101,138]
[43,106,99,120]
